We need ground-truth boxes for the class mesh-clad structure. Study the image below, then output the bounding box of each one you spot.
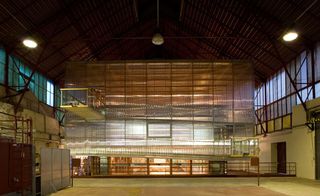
[62,60,256,158]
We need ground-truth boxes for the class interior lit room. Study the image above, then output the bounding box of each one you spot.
[0,0,320,195]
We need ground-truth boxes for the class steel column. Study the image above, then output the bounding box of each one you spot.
[311,47,316,99]
[264,84,268,134]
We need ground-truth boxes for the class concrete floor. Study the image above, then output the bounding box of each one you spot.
[51,177,320,196]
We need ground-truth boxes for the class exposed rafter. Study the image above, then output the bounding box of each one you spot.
[0,0,319,85]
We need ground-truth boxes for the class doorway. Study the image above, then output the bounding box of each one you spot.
[277,142,287,174]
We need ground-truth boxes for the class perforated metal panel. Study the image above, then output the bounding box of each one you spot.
[41,148,70,195]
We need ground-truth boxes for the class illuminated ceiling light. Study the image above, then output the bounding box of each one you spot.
[152,0,164,45]
[22,38,38,48]
[152,33,164,45]
[282,31,298,42]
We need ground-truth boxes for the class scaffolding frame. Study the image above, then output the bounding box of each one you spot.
[0,111,32,144]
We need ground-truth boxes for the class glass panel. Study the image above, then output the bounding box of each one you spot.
[149,158,170,175]
[0,48,5,84]
[63,61,256,157]
[301,88,308,102]
[281,70,286,98]
[148,123,171,138]
[281,99,286,116]
[316,82,320,98]
[287,97,292,114]
[269,79,273,103]
[315,43,320,81]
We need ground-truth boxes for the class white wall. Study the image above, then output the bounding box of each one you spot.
[259,127,315,179]
[258,98,318,179]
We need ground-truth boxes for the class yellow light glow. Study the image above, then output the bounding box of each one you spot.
[282,31,298,42]
[22,38,38,48]
[152,33,164,45]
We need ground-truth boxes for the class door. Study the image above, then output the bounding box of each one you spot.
[277,142,286,174]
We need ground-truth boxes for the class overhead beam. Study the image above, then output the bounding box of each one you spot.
[212,0,299,59]
[183,5,275,76]
[85,21,146,61]
[41,1,134,71]
[237,0,313,47]
[166,20,268,82]
[7,0,82,60]
[50,18,143,78]
[167,19,267,82]
[165,21,225,59]
[61,0,95,56]
[32,0,108,65]
[0,0,38,25]
[96,24,153,60]
[172,21,237,60]
[186,0,277,74]
[284,0,320,25]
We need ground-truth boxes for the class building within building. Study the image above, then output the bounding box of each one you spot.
[0,0,320,195]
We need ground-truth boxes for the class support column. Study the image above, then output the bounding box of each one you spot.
[170,159,172,175]
[107,157,111,175]
[147,158,150,175]
[264,84,268,134]
[311,47,316,99]
[314,113,320,179]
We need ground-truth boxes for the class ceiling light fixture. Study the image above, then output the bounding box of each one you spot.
[152,33,164,45]
[282,31,298,42]
[152,0,164,45]
[22,38,38,48]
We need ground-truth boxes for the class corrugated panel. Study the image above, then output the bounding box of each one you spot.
[41,148,70,195]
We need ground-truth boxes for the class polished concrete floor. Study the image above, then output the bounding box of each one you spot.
[52,177,320,196]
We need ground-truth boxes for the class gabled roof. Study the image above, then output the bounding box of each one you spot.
[0,0,319,84]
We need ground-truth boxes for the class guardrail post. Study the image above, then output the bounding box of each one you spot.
[258,162,260,186]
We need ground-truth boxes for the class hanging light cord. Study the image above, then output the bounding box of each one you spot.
[157,0,159,28]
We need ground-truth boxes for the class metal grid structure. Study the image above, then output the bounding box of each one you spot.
[62,60,256,158]
[254,43,320,135]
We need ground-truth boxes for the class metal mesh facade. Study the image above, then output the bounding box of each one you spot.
[63,61,256,157]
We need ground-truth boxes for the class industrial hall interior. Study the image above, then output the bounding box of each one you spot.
[1,0,320,195]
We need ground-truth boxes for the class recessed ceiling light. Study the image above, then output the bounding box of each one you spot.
[282,31,298,42]
[22,38,38,48]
